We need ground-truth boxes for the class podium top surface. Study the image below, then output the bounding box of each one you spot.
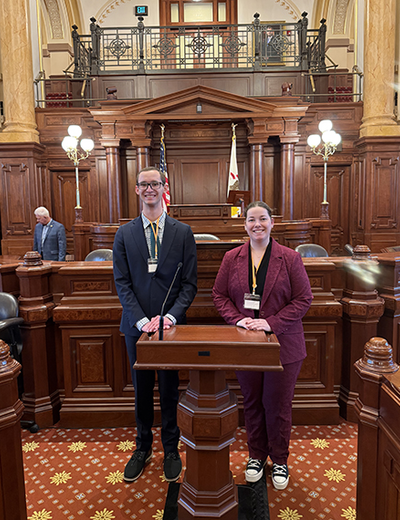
[135,325,282,371]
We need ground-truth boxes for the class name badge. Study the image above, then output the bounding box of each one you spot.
[244,293,261,310]
[148,258,158,273]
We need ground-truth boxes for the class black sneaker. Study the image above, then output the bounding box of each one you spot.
[124,449,152,482]
[245,457,266,483]
[271,462,289,490]
[163,451,182,482]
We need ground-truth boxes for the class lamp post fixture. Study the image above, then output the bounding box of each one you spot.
[307,120,341,219]
[62,125,94,222]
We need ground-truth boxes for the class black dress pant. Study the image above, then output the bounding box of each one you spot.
[124,334,180,454]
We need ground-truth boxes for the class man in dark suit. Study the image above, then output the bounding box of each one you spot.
[33,206,67,261]
[113,166,197,483]
[263,26,280,63]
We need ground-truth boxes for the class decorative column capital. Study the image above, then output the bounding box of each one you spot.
[99,138,121,149]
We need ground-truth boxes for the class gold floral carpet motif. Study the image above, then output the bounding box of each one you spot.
[22,422,357,520]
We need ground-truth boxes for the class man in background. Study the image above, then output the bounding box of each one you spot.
[33,206,67,261]
[264,26,280,62]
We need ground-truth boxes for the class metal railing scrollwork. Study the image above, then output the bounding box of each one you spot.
[70,12,327,76]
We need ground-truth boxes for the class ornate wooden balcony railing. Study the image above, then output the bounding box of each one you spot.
[70,12,327,76]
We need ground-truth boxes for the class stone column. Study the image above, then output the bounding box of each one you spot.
[0,0,39,143]
[360,0,400,137]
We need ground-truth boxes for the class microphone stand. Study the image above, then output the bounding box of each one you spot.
[159,263,182,340]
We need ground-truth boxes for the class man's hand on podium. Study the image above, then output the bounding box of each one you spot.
[142,316,173,333]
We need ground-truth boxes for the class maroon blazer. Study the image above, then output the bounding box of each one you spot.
[212,239,313,365]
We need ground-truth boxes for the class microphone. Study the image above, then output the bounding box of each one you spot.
[159,262,183,340]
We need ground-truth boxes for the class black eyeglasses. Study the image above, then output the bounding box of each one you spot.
[137,181,164,190]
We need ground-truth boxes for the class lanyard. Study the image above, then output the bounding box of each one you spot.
[251,250,263,295]
[149,218,160,259]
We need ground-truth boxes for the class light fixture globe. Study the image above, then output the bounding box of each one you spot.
[62,136,78,151]
[307,134,321,148]
[80,138,94,152]
[332,132,342,146]
[322,130,336,144]
[68,125,82,139]
[318,119,333,133]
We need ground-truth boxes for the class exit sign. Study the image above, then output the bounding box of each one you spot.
[135,5,148,16]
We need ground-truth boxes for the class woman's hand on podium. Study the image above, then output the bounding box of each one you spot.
[236,317,271,332]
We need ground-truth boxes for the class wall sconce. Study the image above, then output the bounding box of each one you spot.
[196,101,202,114]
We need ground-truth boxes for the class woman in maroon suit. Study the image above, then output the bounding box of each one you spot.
[212,201,312,489]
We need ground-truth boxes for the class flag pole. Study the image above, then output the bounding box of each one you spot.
[160,123,170,212]
[227,123,239,199]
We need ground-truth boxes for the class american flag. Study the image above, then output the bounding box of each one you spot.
[160,126,170,211]
[227,123,239,197]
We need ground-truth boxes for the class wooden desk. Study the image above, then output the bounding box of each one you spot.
[136,325,281,520]
[0,249,344,428]
[355,337,400,520]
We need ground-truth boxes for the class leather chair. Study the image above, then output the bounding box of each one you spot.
[344,244,354,256]
[0,292,23,361]
[295,244,329,258]
[0,292,39,431]
[193,234,220,241]
[84,249,113,261]
[381,245,400,253]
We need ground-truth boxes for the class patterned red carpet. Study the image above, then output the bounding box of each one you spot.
[22,422,357,520]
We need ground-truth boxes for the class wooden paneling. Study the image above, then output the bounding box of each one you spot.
[67,329,115,390]
[50,169,90,230]
[354,137,400,252]
[377,254,400,364]
[176,158,224,203]
[2,80,399,256]
[91,72,304,100]
[370,156,399,230]
[356,350,400,520]
[96,157,111,223]
[307,163,351,253]
[95,78,137,100]
[0,143,46,256]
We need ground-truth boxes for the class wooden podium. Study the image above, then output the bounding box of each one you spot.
[135,325,282,520]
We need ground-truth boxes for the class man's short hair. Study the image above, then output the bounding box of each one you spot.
[34,206,50,217]
[136,166,166,185]
[244,201,273,219]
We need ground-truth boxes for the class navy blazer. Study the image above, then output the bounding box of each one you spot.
[212,239,313,365]
[113,214,197,338]
[33,220,67,261]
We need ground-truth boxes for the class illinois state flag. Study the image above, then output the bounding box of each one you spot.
[227,125,239,197]
[160,129,171,211]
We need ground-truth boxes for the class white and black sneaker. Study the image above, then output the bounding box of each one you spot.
[245,457,266,483]
[271,463,289,490]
